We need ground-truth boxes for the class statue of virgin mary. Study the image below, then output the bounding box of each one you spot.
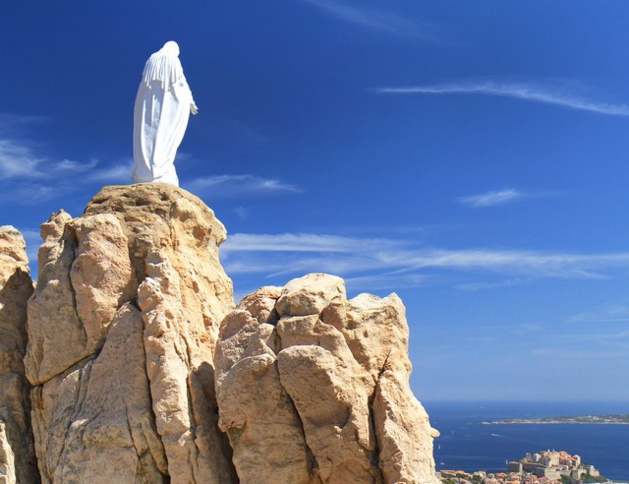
[132,41,198,186]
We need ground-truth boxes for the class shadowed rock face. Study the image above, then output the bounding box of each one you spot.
[215,273,440,484]
[0,226,38,484]
[24,184,237,484]
[4,184,438,483]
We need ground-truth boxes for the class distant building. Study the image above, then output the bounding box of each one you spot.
[503,450,600,483]
[439,449,603,484]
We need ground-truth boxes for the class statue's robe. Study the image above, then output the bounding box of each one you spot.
[132,42,194,186]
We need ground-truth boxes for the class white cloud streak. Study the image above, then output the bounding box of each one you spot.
[1,113,130,185]
[185,175,300,198]
[375,81,629,116]
[567,304,629,324]
[55,158,98,173]
[344,273,429,291]
[459,188,523,208]
[16,228,41,265]
[0,114,49,132]
[302,0,437,38]
[222,232,629,290]
[0,138,118,182]
[531,347,629,359]
[0,113,293,202]
[456,279,524,292]
[225,233,394,252]
[0,139,45,179]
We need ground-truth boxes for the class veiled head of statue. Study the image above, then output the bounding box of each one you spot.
[159,41,180,58]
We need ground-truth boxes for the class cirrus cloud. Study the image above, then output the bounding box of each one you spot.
[221,232,629,291]
[375,80,629,116]
[302,0,438,39]
[185,175,300,198]
[459,188,523,208]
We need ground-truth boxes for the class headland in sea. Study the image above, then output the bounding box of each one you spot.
[486,414,629,425]
[424,401,629,481]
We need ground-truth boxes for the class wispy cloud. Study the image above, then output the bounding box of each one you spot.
[222,232,629,291]
[0,137,113,182]
[457,188,556,208]
[224,233,393,252]
[0,113,135,211]
[0,113,49,132]
[0,139,46,179]
[375,81,629,116]
[567,303,629,324]
[302,0,438,39]
[344,272,430,291]
[531,347,629,359]
[0,183,58,205]
[185,175,300,198]
[86,161,132,184]
[1,112,132,182]
[55,158,98,173]
[456,278,525,292]
[15,228,41,265]
[233,207,248,220]
[0,143,132,205]
[0,114,48,179]
[459,188,523,208]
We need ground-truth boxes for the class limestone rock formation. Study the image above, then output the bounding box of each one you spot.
[0,226,38,484]
[24,184,236,483]
[215,273,439,484]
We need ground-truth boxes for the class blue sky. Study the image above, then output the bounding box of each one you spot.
[2,1,629,402]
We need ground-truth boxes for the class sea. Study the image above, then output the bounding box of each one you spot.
[424,401,629,481]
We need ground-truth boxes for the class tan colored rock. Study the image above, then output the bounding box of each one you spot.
[215,287,313,484]
[0,226,38,484]
[25,210,93,385]
[26,184,236,483]
[216,273,439,484]
[328,291,441,483]
[275,273,345,317]
[0,421,16,484]
[19,185,439,482]
[71,214,138,349]
[31,304,167,483]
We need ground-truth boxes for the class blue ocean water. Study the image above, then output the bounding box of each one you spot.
[424,401,629,480]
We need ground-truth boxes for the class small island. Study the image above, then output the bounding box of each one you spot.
[485,414,629,425]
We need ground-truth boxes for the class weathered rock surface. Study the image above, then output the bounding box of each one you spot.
[215,273,439,484]
[4,184,439,483]
[0,226,38,484]
[24,184,236,483]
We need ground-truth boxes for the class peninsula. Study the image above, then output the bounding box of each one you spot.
[486,414,629,425]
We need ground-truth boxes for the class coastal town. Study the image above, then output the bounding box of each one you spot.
[439,450,608,484]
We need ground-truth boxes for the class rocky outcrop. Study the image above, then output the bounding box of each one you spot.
[3,183,438,483]
[24,184,236,483]
[0,226,38,484]
[215,273,439,484]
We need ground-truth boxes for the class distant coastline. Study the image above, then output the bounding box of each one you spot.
[484,414,629,425]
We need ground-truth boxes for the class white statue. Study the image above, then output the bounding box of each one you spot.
[132,41,198,186]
